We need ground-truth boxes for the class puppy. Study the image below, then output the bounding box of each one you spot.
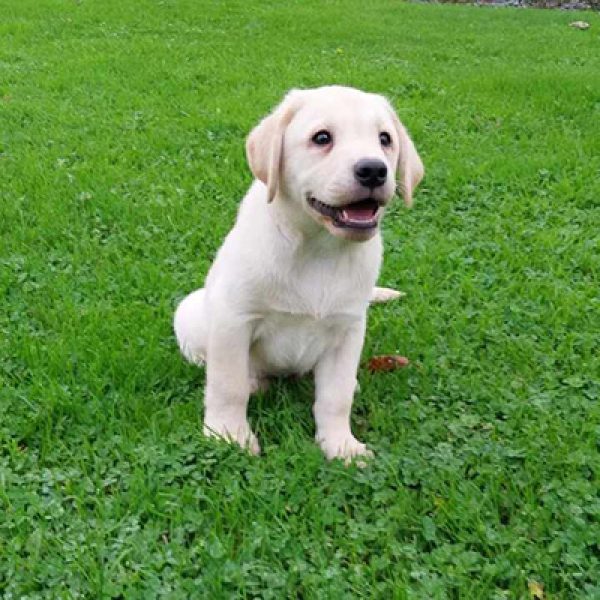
[174,85,423,461]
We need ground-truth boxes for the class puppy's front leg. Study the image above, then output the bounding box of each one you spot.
[204,320,260,455]
[313,320,373,462]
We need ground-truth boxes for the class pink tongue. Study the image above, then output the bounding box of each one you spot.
[343,207,374,221]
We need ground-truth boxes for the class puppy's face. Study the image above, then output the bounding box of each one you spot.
[282,89,400,241]
[247,86,424,242]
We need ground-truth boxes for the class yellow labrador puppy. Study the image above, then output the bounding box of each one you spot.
[174,85,423,461]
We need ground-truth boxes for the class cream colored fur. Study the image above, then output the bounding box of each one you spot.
[174,86,423,461]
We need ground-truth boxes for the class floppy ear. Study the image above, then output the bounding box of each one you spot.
[246,90,302,203]
[396,121,424,207]
[386,104,424,207]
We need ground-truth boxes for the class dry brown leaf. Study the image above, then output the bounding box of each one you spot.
[528,580,545,600]
[367,355,410,372]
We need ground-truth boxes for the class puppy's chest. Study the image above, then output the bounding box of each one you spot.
[250,310,357,376]
[267,282,359,320]
[260,259,374,319]
[249,272,369,376]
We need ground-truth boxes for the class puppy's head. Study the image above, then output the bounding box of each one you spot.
[246,86,424,242]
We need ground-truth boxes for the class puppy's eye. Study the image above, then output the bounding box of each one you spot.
[379,132,392,147]
[312,130,332,146]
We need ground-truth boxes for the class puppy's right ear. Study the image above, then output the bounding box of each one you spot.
[246,90,302,202]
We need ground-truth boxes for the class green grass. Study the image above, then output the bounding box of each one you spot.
[1,0,599,597]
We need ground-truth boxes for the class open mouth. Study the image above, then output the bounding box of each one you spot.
[307,197,382,229]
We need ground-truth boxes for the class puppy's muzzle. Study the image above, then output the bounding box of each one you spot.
[354,158,388,189]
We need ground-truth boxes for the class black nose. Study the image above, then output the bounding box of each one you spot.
[354,159,388,188]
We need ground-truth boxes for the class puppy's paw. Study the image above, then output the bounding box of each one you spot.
[180,344,206,366]
[203,420,260,455]
[317,434,374,465]
[370,287,406,304]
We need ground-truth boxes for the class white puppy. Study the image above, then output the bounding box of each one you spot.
[174,85,423,461]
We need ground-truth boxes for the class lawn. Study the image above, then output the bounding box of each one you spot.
[1,0,599,597]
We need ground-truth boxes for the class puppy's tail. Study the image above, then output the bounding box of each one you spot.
[370,287,406,304]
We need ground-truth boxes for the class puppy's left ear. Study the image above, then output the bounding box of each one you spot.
[246,90,302,203]
[386,102,424,207]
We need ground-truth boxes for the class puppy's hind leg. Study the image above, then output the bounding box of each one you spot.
[174,289,208,366]
[370,287,406,304]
